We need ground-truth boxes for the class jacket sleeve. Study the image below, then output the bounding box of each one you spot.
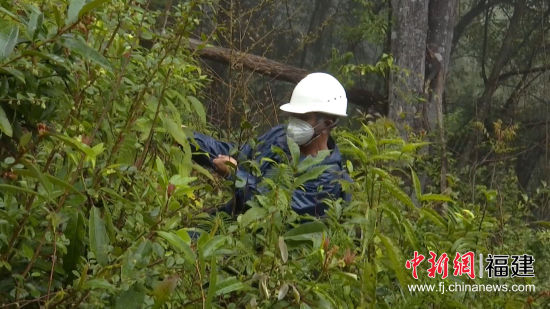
[291,167,351,216]
[190,132,235,169]
[189,131,260,214]
[222,127,284,215]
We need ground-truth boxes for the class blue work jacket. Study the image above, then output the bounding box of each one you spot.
[191,125,350,216]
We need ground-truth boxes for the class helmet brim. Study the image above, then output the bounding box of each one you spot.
[279,103,347,117]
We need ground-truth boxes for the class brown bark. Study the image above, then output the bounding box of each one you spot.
[426,0,458,192]
[389,0,429,135]
[187,38,387,114]
[189,39,308,83]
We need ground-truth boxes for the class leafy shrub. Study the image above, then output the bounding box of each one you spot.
[0,1,548,308]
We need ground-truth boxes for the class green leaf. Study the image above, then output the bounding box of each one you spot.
[278,283,289,300]
[346,160,353,174]
[0,67,25,84]
[175,228,191,245]
[402,219,419,249]
[79,0,110,19]
[115,284,145,309]
[23,50,67,67]
[61,35,112,72]
[157,231,195,264]
[44,174,86,198]
[287,136,300,167]
[152,275,178,308]
[121,239,152,280]
[163,117,187,147]
[0,25,19,60]
[0,105,12,137]
[532,221,550,229]
[169,175,196,186]
[379,138,404,146]
[420,193,454,203]
[200,235,227,259]
[363,208,376,242]
[214,276,247,296]
[19,133,31,148]
[284,222,327,248]
[361,123,379,155]
[420,208,446,228]
[192,162,214,181]
[50,133,91,154]
[205,256,217,308]
[379,178,416,210]
[239,206,267,227]
[83,278,115,291]
[27,8,43,39]
[279,236,288,263]
[377,233,409,289]
[370,166,390,179]
[89,207,110,265]
[371,150,405,161]
[155,157,168,184]
[402,142,429,153]
[0,184,39,196]
[295,165,329,187]
[164,117,192,176]
[411,167,421,201]
[285,221,327,237]
[296,150,330,174]
[0,7,20,22]
[63,210,86,276]
[100,187,133,205]
[21,159,52,195]
[66,0,85,24]
[187,96,206,125]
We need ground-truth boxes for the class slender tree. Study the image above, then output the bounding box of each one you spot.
[426,0,458,191]
[388,0,429,135]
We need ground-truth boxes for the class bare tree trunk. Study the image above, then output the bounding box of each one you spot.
[389,0,429,135]
[426,0,458,192]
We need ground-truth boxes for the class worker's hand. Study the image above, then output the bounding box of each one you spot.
[212,155,237,176]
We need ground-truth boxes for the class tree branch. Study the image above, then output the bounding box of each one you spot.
[188,38,387,114]
[498,66,550,82]
[452,0,510,49]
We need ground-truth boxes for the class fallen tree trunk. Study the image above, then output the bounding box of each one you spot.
[188,39,387,114]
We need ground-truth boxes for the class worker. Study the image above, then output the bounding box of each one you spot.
[191,72,351,216]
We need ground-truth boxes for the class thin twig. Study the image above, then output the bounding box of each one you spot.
[46,229,58,306]
[195,260,206,309]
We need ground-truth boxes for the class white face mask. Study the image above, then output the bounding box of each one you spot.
[287,117,317,145]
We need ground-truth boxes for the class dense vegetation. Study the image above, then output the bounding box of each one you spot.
[0,0,549,308]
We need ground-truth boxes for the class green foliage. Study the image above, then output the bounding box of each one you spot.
[0,0,207,306]
[0,1,548,308]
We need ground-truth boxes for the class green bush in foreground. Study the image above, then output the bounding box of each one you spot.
[0,1,548,308]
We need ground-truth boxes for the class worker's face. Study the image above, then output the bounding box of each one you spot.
[292,113,334,135]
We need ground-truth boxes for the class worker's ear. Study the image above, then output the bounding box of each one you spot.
[323,117,338,131]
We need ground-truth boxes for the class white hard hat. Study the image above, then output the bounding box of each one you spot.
[280,72,348,117]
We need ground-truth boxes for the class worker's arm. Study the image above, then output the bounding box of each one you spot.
[191,132,235,172]
[190,131,261,214]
